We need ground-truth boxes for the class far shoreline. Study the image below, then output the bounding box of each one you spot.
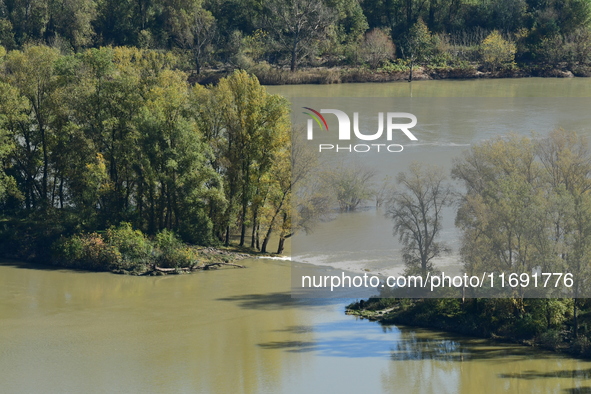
[194,64,590,86]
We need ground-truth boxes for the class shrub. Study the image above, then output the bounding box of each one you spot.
[361,28,395,69]
[573,336,591,357]
[52,233,119,271]
[105,222,154,271]
[480,31,516,72]
[379,59,409,73]
[155,229,197,268]
[539,329,562,350]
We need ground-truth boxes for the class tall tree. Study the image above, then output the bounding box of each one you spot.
[211,70,290,246]
[161,0,216,73]
[3,45,60,210]
[265,0,336,71]
[387,162,452,277]
[536,129,591,336]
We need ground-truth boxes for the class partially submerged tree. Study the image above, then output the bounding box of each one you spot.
[453,135,547,298]
[322,163,376,212]
[387,162,453,277]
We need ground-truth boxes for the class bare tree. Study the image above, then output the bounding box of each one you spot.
[323,163,377,212]
[387,162,453,276]
[361,28,396,69]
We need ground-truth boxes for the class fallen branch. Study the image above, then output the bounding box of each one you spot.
[201,262,246,270]
[151,261,246,273]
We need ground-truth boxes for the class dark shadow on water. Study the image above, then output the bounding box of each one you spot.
[273,325,315,334]
[258,337,396,358]
[216,291,344,310]
[0,258,95,273]
[260,319,577,363]
[500,369,591,380]
[564,388,591,393]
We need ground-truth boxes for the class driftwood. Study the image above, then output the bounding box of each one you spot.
[151,261,246,273]
[201,262,246,270]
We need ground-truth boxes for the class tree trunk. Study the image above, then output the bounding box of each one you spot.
[240,222,246,247]
[251,209,258,249]
[277,236,285,254]
[195,53,201,74]
[574,298,579,338]
[261,233,270,253]
[290,35,298,72]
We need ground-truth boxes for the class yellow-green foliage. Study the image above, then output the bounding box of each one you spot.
[480,31,516,71]
[52,233,120,271]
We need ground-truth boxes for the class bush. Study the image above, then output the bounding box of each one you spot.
[155,229,197,268]
[379,59,409,73]
[360,28,395,69]
[573,336,591,356]
[480,31,516,72]
[539,329,562,350]
[52,233,119,271]
[105,222,154,271]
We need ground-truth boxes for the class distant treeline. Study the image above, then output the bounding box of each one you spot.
[1,0,591,74]
[0,46,309,268]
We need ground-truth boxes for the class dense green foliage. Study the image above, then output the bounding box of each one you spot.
[1,0,590,73]
[0,46,292,266]
[349,297,591,357]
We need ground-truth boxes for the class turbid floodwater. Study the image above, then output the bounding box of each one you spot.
[2,257,591,393]
[2,78,591,393]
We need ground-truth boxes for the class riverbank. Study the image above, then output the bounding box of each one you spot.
[193,63,591,86]
[0,220,271,276]
[346,297,591,359]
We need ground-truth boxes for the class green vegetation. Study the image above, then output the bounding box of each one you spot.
[347,297,591,356]
[0,46,296,271]
[352,129,591,355]
[1,0,591,80]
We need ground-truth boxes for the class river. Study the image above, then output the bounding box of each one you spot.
[2,78,591,393]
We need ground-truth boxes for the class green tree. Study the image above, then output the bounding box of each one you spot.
[480,30,516,72]
[44,0,97,50]
[265,0,336,71]
[536,129,591,336]
[161,0,217,73]
[209,70,290,246]
[453,135,548,299]
[0,79,23,201]
[403,18,435,81]
[134,69,223,243]
[3,45,60,210]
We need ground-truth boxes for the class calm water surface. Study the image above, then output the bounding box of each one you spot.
[3,79,591,393]
[2,258,591,393]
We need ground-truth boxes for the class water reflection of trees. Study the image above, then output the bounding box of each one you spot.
[390,332,465,362]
